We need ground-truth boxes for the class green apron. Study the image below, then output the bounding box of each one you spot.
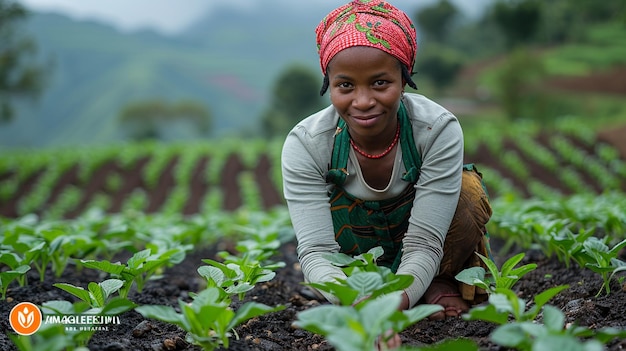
[325,102,421,272]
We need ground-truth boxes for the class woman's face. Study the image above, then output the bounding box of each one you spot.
[327,46,404,140]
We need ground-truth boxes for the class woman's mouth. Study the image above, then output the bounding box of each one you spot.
[351,114,381,128]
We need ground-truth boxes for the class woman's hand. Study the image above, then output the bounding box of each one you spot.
[377,330,401,350]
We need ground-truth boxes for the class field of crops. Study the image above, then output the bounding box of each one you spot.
[1,119,626,351]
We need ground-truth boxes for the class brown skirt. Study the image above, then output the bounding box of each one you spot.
[437,167,492,304]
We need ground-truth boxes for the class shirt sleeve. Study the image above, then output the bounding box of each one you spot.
[397,112,464,307]
[281,124,346,303]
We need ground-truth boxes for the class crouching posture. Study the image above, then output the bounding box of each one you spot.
[281,0,492,324]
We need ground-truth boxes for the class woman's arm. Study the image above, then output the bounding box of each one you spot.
[281,125,346,303]
[397,112,464,307]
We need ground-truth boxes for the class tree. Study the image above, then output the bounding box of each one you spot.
[118,99,212,141]
[260,64,327,138]
[490,0,542,49]
[0,0,46,123]
[415,0,459,43]
[415,43,464,93]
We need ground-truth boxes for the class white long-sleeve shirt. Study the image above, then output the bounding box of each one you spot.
[281,93,463,307]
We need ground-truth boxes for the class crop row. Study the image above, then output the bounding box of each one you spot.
[1,119,625,220]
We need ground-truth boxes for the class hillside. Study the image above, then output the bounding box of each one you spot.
[0,8,324,148]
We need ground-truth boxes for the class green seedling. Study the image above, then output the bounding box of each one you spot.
[306,247,413,306]
[198,259,275,300]
[81,246,186,298]
[294,292,443,351]
[38,299,130,348]
[9,322,89,351]
[323,246,385,274]
[53,279,137,313]
[307,269,413,306]
[217,224,286,271]
[464,285,569,324]
[0,252,31,299]
[547,227,595,269]
[472,297,626,351]
[135,287,285,351]
[455,252,537,293]
[576,237,626,296]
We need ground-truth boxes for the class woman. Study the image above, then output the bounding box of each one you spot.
[281,0,492,322]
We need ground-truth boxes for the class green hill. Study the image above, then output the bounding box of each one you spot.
[0,9,323,148]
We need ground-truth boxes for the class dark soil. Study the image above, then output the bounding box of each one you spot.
[1,237,626,351]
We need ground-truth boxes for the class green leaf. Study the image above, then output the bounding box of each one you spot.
[135,304,184,325]
[100,297,137,315]
[455,267,488,289]
[88,282,105,307]
[127,249,151,269]
[491,323,531,348]
[294,305,358,335]
[53,283,92,304]
[403,304,444,325]
[346,272,383,298]
[227,302,285,330]
[100,279,124,299]
[322,252,357,267]
[533,334,596,351]
[463,303,509,325]
[533,285,569,310]
[81,259,126,275]
[542,305,565,332]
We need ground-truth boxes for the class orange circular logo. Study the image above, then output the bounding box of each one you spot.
[9,302,43,335]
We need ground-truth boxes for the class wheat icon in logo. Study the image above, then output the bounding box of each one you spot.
[9,302,43,335]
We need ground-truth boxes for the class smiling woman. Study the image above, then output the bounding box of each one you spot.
[280,2,494,346]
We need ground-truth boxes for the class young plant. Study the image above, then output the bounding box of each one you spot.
[294,292,443,351]
[135,287,285,351]
[464,285,569,324]
[53,279,137,313]
[9,323,89,351]
[0,252,31,299]
[465,289,626,351]
[81,246,187,298]
[455,252,537,293]
[307,247,414,305]
[33,300,102,351]
[576,237,626,296]
[197,259,274,300]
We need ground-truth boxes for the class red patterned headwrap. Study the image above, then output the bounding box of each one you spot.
[315,0,417,76]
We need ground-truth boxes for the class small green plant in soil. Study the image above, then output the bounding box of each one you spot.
[307,247,414,306]
[9,323,89,351]
[294,291,443,351]
[0,252,30,299]
[465,289,626,350]
[197,259,275,300]
[455,252,537,293]
[53,279,137,313]
[135,287,285,351]
[80,246,187,299]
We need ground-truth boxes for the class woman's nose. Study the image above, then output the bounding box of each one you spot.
[352,88,375,110]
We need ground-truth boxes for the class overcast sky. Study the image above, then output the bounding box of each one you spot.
[17,0,485,36]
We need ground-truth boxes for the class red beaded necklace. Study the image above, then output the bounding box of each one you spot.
[350,123,400,159]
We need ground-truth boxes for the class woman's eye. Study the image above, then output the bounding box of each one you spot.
[337,82,352,89]
[374,80,387,87]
